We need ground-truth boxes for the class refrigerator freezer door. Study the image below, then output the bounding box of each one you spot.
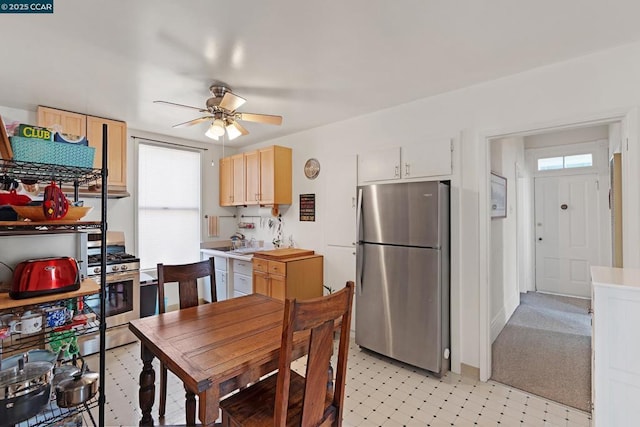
[356,243,442,373]
[358,181,442,248]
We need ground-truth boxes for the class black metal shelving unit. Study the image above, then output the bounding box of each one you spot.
[0,124,108,427]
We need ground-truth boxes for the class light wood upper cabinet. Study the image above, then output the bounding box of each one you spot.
[244,150,259,204]
[219,156,233,207]
[37,106,128,192]
[231,154,245,206]
[37,106,86,137]
[218,145,292,207]
[258,145,291,205]
[86,116,127,190]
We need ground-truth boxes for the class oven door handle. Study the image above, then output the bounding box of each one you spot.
[90,271,139,283]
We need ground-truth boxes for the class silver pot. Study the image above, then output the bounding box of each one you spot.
[55,363,99,408]
[0,360,53,425]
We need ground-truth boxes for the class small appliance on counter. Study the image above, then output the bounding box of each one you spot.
[10,257,80,299]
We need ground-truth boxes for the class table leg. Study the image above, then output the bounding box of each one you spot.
[198,386,220,426]
[139,344,156,426]
[185,386,196,426]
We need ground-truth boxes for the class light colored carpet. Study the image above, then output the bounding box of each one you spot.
[491,292,591,412]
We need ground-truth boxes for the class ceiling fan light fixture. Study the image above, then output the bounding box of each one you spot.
[226,121,243,140]
[205,118,226,139]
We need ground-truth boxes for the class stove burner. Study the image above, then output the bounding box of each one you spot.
[88,252,138,266]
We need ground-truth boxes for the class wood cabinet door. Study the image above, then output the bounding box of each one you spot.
[219,156,233,206]
[253,271,269,296]
[37,106,86,137]
[87,116,127,189]
[244,150,259,204]
[270,275,286,300]
[258,147,275,204]
[402,138,452,178]
[231,153,245,205]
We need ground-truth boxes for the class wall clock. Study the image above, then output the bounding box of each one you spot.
[304,158,320,179]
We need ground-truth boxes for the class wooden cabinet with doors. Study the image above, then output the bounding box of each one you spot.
[219,152,250,206]
[218,145,292,208]
[37,106,86,137]
[244,145,292,206]
[244,149,260,204]
[252,249,323,301]
[37,106,128,192]
[219,156,233,206]
[86,116,127,190]
[231,153,245,206]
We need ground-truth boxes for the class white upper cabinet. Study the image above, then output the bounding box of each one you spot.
[358,139,452,184]
[358,147,401,183]
[325,154,357,247]
[402,138,452,179]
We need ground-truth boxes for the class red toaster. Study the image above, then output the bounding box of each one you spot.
[10,257,80,299]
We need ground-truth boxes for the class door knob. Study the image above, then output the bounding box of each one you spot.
[561,204,568,210]
[538,237,543,241]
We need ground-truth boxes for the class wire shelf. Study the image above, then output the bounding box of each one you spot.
[17,394,99,427]
[0,298,100,357]
[0,160,101,186]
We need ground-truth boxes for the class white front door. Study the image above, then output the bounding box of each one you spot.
[534,174,599,297]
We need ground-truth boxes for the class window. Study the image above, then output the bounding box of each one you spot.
[537,153,593,171]
[138,143,201,271]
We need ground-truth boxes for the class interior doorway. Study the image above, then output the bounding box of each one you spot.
[488,123,617,411]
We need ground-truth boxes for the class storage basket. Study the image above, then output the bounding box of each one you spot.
[10,136,95,168]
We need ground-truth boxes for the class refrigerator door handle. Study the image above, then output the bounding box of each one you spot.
[356,188,364,291]
[357,242,365,292]
[356,188,363,243]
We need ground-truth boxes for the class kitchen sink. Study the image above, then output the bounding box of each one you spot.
[229,247,259,255]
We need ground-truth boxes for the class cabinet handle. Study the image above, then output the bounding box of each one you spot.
[405,163,410,176]
[395,165,399,178]
[352,197,356,208]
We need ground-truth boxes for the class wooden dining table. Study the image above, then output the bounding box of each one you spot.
[128,293,309,426]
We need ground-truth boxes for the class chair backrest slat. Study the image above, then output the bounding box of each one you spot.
[157,258,216,314]
[274,281,354,427]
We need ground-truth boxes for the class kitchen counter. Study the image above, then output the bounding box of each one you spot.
[201,248,253,262]
[591,265,640,290]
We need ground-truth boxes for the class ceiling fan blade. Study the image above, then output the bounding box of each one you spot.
[236,112,283,126]
[218,92,246,112]
[226,121,249,140]
[172,116,212,128]
[154,100,206,112]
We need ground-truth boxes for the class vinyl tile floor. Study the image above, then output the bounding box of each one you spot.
[78,340,592,426]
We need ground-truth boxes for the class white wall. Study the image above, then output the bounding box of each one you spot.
[489,137,523,343]
[239,40,640,375]
[524,125,609,149]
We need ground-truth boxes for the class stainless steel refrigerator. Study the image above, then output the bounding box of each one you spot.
[355,181,450,376]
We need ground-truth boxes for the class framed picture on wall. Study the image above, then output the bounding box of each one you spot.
[490,172,507,219]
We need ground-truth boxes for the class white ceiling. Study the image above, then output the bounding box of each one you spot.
[2,0,640,147]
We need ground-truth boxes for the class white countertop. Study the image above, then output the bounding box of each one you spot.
[591,266,640,290]
[201,248,253,262]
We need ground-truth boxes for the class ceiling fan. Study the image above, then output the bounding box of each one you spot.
[154,83,283,141]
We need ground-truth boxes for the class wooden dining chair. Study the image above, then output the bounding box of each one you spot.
[157,257,217,424]
[219,281,354,427]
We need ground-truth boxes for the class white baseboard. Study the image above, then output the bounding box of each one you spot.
[490,292,520,343]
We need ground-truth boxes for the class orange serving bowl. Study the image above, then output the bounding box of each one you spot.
[10,205,93,222]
